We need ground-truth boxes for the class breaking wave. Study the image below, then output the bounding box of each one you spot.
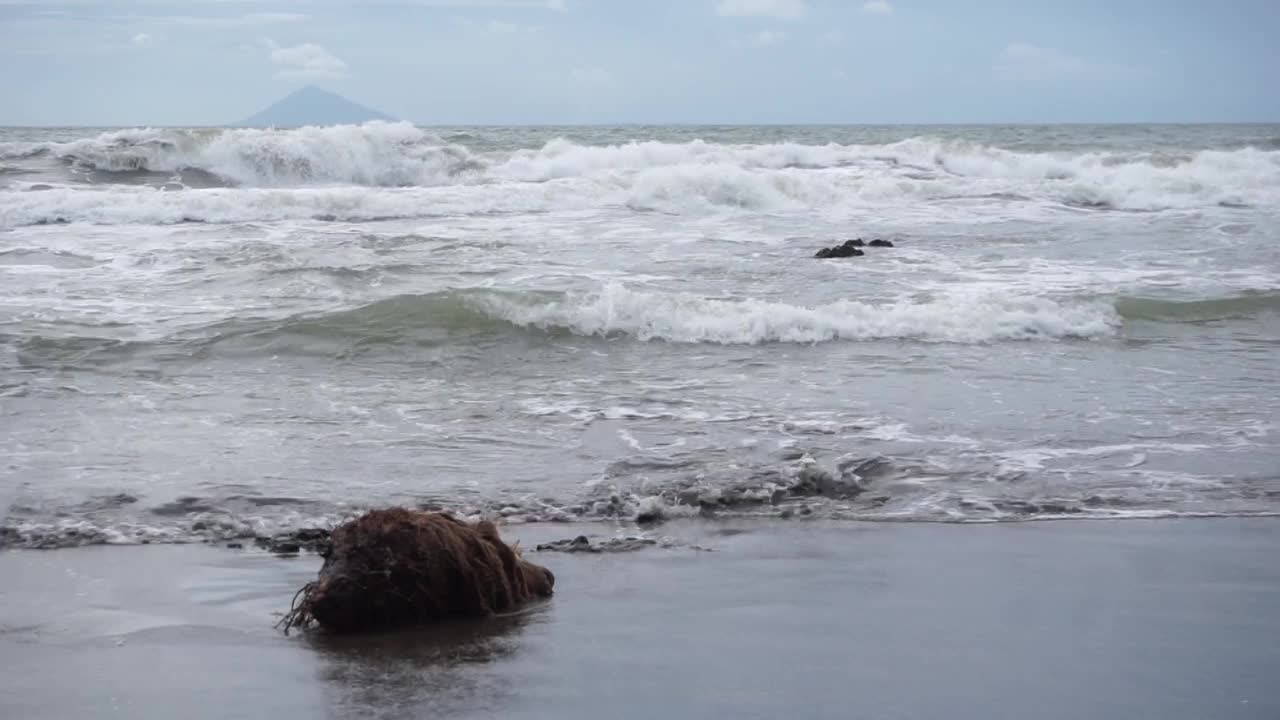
[471,284,1120,344]
[16,122,480,187]
[8,286,1119,369]
[3,124,1278,216]
[194,285,1120,347]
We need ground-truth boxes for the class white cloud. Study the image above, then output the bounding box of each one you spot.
[268,41,348,79]
[715,0,806,19]
[745,29,786,47]
[862,1,892,15]
[130,32,151,46]
[570,66,611,86]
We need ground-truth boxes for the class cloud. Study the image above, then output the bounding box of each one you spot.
[130,32,151,46]
[745,29,786,47]
[715,0,806,19]
[268,41,348,79]
[861,1,892,15]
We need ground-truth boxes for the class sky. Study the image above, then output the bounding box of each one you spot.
[1,0,1277,126]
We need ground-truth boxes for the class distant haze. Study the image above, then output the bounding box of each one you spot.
[1,0,1277,126]
[239,86,393,127]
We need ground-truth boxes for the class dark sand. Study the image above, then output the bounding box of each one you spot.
[2,519,1278,720]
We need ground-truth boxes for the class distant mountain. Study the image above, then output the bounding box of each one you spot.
[238,85,395,127]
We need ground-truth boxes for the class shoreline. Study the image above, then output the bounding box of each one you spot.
[4,517,1279,719]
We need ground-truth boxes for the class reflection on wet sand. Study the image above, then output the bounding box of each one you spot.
[308,605,549,718]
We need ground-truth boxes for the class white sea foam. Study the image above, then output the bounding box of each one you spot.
[38,122,478,187]
[0,183,592,227]
[6,125,1276,217]
[490,135,1280,210]
[472,283,1120,344]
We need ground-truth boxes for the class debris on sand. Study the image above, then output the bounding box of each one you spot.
[278,509,555,634]
[535,535,657,554]
[535,534,713,554]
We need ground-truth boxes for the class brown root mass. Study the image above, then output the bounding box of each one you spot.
[279,509,555,634]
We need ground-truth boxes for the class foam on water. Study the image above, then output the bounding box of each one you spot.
[474,283,1120,344]
[25,122,478,187]
[3,125,1278,223]
[3,124,1279,548]
[3,450,1275,549]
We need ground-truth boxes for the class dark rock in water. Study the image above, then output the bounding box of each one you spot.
[226,542,244,550]
[272,541,302,555]
[814,239,866,259]
[279,509,554,634]
[24,184,54,192]
[252,527,332,555]
[868,239,895,248]
[636,509,664,525]
[291,528,331,546]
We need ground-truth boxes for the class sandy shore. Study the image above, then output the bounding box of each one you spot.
[3,518,1279,719]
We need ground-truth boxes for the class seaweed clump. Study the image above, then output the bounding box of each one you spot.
[279,509,555,634]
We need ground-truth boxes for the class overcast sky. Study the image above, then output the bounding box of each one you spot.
[1,0,1276,126]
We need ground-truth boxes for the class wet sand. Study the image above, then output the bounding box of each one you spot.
[3,518,1279,720]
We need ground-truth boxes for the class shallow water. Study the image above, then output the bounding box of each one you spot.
[1,123,1278,545]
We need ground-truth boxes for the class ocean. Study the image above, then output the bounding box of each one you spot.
[2,123,1278,548]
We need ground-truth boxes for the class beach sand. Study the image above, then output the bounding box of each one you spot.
[2,518,1278,720]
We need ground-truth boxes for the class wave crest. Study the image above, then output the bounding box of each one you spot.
[472,284,1119,344]
[36,122,481,187]
[6,126,1276,214]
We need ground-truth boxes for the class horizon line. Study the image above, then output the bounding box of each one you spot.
[4,120,1279,129]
